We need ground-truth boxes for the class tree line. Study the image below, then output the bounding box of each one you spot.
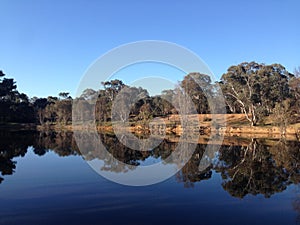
[1,61,299,126]
[0,69,72,124]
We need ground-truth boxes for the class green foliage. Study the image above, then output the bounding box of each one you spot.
[220,62,293,126]
[0,71,35,123]
[1,62,300,127]
[58,92,70,99]
[180,73,212,114]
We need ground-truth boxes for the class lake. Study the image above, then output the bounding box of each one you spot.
[0,130,299,225]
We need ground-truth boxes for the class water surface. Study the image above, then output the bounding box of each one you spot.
[0,130,299,225]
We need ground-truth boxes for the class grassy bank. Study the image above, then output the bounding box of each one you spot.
[30,114,300,141]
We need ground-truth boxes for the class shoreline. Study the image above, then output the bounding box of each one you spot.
[1,113,299,142]
[33,123,300,143]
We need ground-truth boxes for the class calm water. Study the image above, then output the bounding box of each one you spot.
[0,130,300,225]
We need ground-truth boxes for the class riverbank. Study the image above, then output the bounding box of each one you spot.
[140,114,300,139]
[42,114,300,141]
[0,122,37,131]
[2,114,299,141]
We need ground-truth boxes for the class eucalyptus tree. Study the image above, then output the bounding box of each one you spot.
[180,73,212,114]
[289,67,300,119]
[0,70,35,123]
[58,92,71,99]
[220,62,292,126]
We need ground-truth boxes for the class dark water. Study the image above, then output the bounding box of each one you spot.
[0,130,300,225]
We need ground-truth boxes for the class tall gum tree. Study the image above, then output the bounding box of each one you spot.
[220,62,292,126]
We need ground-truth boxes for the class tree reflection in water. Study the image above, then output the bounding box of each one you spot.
[0,130,299,201]
[0,130,35,184]
[217,139,299,198]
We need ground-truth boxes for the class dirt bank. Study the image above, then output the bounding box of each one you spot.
[34,114,300,141]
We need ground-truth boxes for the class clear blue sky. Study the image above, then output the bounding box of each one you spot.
[0,0,299,98]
